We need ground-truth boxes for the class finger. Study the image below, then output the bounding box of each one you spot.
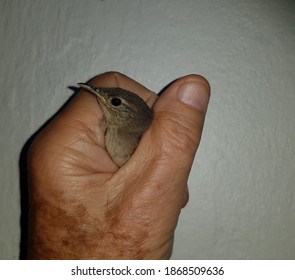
[90,71,157,104]
[65,71,156,121]
[120,74,210,211]
[152,74,210,166]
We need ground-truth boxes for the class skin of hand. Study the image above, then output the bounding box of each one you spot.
[27,72,210,259]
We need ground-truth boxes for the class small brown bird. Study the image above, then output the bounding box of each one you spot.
[78,83,153,167]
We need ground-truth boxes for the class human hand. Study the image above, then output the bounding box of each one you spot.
[27,72,210,259]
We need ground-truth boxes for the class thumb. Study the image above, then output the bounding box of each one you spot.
[150,74,210,172]
[124,74,210,209]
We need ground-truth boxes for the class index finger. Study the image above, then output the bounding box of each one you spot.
[89,72,158,107]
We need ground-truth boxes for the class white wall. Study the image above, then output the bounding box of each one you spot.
[0,0,294,259]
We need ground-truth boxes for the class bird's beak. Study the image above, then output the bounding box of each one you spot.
[77,83,107,101]
[77,83,98,95]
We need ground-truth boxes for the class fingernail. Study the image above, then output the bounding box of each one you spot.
[177,82,210,112]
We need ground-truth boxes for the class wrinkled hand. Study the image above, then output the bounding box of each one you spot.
[27,72,210,259]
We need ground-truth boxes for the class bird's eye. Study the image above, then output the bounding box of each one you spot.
[111,98,122,106]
